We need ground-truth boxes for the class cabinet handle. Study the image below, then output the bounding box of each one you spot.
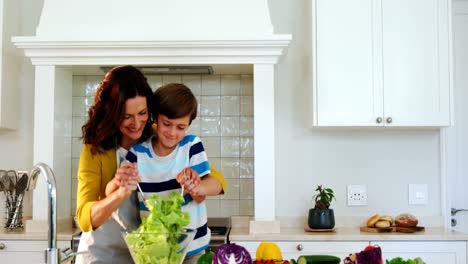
[0,243,5,250]
[376,117,383,124]
[386,117,393,124]
[296,244,303,251]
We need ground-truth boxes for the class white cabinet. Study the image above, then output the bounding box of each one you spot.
[0,240,71,264]
[373,241,467,264]
[235,241,368,260]
[312,0,452,127]
[0,0,20,130]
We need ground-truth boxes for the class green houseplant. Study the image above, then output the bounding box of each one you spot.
[308,185,336,229]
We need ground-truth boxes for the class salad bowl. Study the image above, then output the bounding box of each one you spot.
[123,229,195,264]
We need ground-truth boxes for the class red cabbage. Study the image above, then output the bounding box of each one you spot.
[213,243,252,264]
[356,246,383,264]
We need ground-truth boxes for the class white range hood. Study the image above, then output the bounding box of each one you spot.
[13,0,291,234]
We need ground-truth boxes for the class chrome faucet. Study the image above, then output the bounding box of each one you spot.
[30,163,77,264]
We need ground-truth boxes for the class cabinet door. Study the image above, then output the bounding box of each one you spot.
[0,240,71,264]
[381,0,451,126]
[313,0,384,126]
[236,241,368,260]
[373,241,467,264]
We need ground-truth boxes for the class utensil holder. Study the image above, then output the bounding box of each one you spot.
[3,195,24,231]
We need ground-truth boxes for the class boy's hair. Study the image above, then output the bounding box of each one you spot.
[153,83,197,124]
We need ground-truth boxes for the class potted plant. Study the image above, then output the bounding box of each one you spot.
[308,185,336,229]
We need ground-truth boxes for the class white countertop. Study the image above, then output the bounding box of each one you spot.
[0,227,79,241]
[229,227,468,241]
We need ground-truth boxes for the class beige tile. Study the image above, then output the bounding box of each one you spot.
[239,116,254,136]
[72,76,86,96]
[239,178,254,199]
[220,200,239,217]
[71,158,80,179]
[85,76,101,96]
[240,96,253,116]
[221,137,240,157]
[239,199,254,216]
[221,75,241,95]
[206,199,221,217]
[72,116,86,137]
[240,158,254,178]
[220,158,240,179]
[72,178,78,199]
[187,118,201,135]
[221,116,240,136]
[201,137,221,157]
[71,138,83,158]
[222,178,240,200]
[162,75,182,84]
[72,97,88,117]
[147,75,163,91]
[221,96,240,116]
[240,137,254,158]
[200,96,221,116]
[182,75,202,95]
[241,75,253,96]
[201,75,221,95]
[201,117,221,136]
[208,157,221,169]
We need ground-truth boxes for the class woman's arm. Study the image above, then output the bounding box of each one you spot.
[76,146,139,231]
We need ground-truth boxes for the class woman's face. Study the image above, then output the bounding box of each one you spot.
[154,114,190,155]
[119,96,149,149]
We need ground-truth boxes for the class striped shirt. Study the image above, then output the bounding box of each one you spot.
[131,135,211,256]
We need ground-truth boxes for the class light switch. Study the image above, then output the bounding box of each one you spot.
[409,184,428,205]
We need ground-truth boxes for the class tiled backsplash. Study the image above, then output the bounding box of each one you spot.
[71,74,254,218]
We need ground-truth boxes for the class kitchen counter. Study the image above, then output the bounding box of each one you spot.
[229,226,468,241]
[0,227,79,241]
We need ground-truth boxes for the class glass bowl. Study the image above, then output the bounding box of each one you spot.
[122,229,195,264]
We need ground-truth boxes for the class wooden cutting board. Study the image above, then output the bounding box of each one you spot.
[394,226,425,233]
[360,226,393,233]
[360,226,425,233]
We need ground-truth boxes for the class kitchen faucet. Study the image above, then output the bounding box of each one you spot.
[30,163,77,264]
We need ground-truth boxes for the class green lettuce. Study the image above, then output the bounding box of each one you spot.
[125,192,191,264]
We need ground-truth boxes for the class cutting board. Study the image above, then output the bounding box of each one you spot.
[360,226,425,233]
[360,226,393,233]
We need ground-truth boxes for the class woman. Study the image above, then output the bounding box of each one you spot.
[75,66,226,263]
[75,65,155,263]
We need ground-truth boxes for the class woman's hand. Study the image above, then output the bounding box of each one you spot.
[106,162,140,198]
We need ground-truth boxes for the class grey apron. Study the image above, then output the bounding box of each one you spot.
[75,191,141,264]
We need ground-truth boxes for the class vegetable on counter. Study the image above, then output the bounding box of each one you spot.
[212,243,252,264]
[297,255,341,264]
[385,257,426,264]
[255,241,283,262]
[197,249,214,264]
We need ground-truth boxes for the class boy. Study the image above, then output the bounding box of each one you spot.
[131,83,223,262]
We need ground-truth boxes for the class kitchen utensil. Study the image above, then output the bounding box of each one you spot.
[112,212,127,231]
[180,168,186,196]
[124,151,146,202]
[123,229,195,264]
[1,172,14,227]
[10,172,29,227]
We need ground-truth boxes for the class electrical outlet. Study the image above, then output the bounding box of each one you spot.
[347,185,367,206]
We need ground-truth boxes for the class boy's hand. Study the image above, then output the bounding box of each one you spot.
[176,168,206,202]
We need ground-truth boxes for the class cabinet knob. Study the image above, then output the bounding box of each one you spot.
[0,243,5,250]
[376,117,383,124]
[386,117,393,124]
[296,243,303,251]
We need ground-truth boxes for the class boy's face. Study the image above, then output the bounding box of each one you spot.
[155,114,191,150]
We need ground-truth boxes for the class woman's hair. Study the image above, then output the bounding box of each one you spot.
[152,83,198,124]
[81,65,154,154]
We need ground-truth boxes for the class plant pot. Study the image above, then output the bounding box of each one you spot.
[308,208,335,229]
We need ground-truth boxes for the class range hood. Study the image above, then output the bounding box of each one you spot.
[12,0,291,234]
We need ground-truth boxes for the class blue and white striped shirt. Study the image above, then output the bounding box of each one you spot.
[131,135,211,256]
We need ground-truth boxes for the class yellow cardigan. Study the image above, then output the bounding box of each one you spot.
[75,144,226,232]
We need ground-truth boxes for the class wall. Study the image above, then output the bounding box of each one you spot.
[70,73,255,218]
[0,0,446,224]
[269,0,442,220]
[0,0,44,223]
